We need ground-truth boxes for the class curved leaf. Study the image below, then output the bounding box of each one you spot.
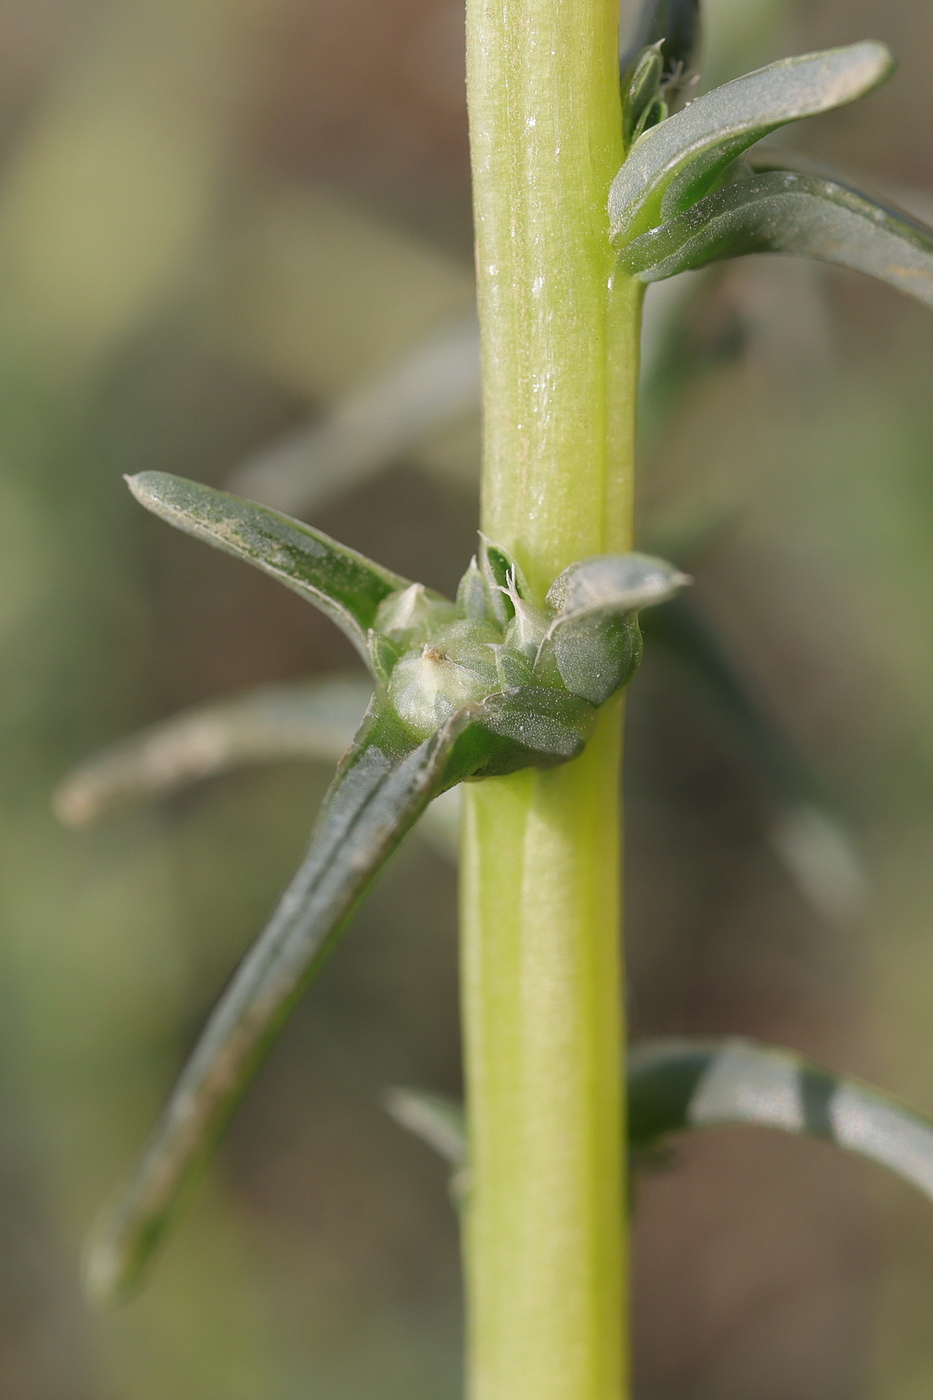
[385,1088,467,1168]
[629,1037,933,1202]
[618,161,933,307]
[620,0,701,87]
[535,554,690,705]
[53,676,373,826]
[126,472,415,663]
[609,42,893,245]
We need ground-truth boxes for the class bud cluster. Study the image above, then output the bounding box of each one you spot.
[368,540,689,743]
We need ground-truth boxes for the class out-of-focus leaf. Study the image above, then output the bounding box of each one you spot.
[388,1036,933,1215]
[384,1088,466,1168]
[643,594,866,921]
[126,472,415,663]
[227,315,481,516]
[629,1037,933,1204]
[609,43,893,245]
[619,158,933,308]
[53,676,372,827]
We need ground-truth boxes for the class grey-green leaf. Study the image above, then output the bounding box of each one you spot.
[619,160,933,308]
[53,675,372,826]
[84,678,600,1304]
[609,42,894,245]
[126,472,413,663]
[629,1037,933,1202]
[536,554,689,706]
[85,699,466,1305]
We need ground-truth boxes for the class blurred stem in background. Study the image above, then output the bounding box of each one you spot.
[462,1,636,1396]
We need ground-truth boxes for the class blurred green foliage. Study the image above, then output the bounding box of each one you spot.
[2,0,933,1395]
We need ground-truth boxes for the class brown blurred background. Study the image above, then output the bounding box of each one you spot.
[0,0,932,1395]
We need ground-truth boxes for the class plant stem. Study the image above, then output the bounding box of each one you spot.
[462,2,641,1398]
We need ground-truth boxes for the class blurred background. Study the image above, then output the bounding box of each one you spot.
[0,0,932,1394]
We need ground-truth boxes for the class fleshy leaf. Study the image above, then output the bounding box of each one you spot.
[126,472,414,663]
[622,46,666,151]
[609,42,894,246]
[53,676,372,826]
[618,158,933,308]
[536,554,690,705]
[85,698,466,1304]
[629,1037,933,1203]
[620,0,701,89]
[85,681,600,1303]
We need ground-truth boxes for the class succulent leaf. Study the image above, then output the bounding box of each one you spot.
[619,157,933,308]
[620,0,701,90]
[126,472,413,664]
[609,42,894,246]
[84,676,603,1303]
[623,45,665,150]
[536,554,690,705]
[84,697,475,1304]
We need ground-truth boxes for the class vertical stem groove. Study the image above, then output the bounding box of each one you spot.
[462,2,642,1399]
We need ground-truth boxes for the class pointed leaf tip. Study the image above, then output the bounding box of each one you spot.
[126,472,412,662]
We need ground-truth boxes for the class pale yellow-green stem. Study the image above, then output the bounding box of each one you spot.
[461,1,642,1398]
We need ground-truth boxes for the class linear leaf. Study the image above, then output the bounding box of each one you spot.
[84,680,598,1303]
[85,699,469,1304]
[127,472,414,662]
[618,161,933,307]
[609,42,893,245]
[54,676,372,826]
[629,1037,933,1202]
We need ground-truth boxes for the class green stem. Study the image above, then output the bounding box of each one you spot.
[462,2,641,1398]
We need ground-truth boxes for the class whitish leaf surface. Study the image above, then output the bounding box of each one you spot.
[227,314,481,516]
[54,676,372,826]
[609,43,893,245]
[385,1088,467,1167]
[127,472,414,662]
[629,1037,933,1202]
[619,161,933,306]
